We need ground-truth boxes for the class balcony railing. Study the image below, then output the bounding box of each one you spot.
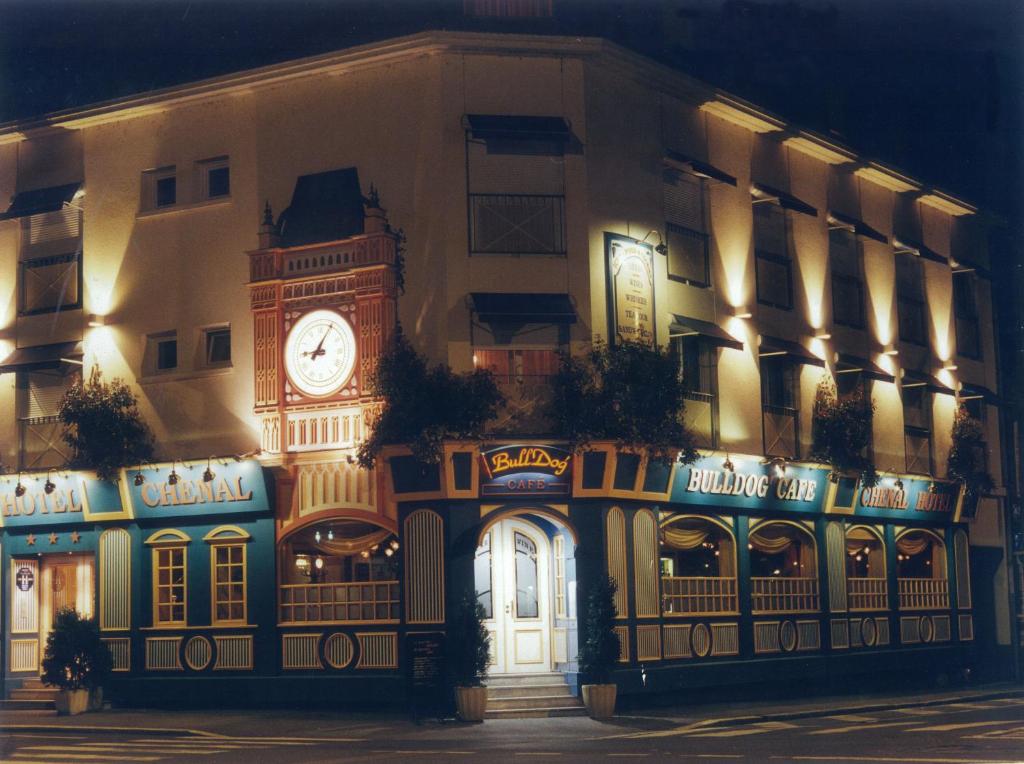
[279,581,400,624]
[19,416,68,471]
[661,576,737,615]
[751,576,819,613]
[848,577,889,611]
[904,427,932,475]
[898,578,949,610]
[763,404,799,459]
[683,391,716,449]
[469,194,566,255]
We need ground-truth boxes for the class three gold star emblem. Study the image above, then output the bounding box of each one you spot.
[48,532,58,545]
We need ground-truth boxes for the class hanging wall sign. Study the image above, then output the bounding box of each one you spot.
[0,473,123,527]
[855,476,958,521]
[480,445,572,496]
[605,233,656,347]
[128,459,271,519]
[16,566,34,592]
[669,454,828,513]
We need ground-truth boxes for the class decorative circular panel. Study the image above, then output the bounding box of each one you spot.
[920,616,934,643]
[861,617,877,647]
[184,636,212,671]
[324,632,355,669]
[779,620,798,652]
[691,623,711,658]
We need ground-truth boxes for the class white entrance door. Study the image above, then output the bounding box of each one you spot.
[478,519,551,674]
[39,555,94,667]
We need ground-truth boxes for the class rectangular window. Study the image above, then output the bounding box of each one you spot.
[142,166,177,211]
[953,273,980,359]
[675,336,718,449]
[664,170,709,287]
[467,137,566,256]
[903,385,933,475]
[145,331,178,374]
[154,547,187,625]
[156,175,176,207]
[896,255,927,345]
[761,358,799,458]
[473,347,558,384]
[198,157,231,200]
[203,326,231,366]
[19,208,82,316]
[18,369,77,471]
[553,535,566,618]
[212,544,246,624]
[754,203,792,309]
[830,228,864,328]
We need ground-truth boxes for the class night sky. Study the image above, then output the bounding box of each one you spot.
[1,0,1021,359]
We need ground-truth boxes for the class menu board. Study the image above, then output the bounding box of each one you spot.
[407,631,447,721]
[606,233,656,347]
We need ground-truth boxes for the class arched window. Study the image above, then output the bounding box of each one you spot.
[749,521,819,613]
[660,516,737,615]
[279,519,400,624]
[846,526,887,611]
[896,529,949,610]
[145,529,191,627]
[204,526,251,626]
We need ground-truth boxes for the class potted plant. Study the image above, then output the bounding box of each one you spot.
[947,405,994,516]
[578,575,621,720]
[449,593,491,722]
[42,607,113,715]
[810,375,879,487]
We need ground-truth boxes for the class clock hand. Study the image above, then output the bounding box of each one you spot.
[312,329,329,359]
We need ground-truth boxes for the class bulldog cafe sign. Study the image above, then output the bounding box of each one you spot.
[481,445,572,496]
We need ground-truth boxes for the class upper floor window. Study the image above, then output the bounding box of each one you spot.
[952,272,981,359]
[17,368,78,471]
[465,115,570,256]
[760,356,800,459]
[753,202,792,310]
[19,207,83,316]
[146,529,192,627]
[203,326,231,367]
[197,156,231,201]
[142,166,178,210]
[902,382,933,475]
[144,330,178,375]
[675,335,718,449]
[663,170,709,287]
[896,254,927,345]
[829,228,864,328]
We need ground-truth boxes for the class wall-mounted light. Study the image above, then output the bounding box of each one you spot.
[87,314,107,328]
[882,345,900,356]
[731,305,752,319]
[327,529,334,541]
[722,454,735,473]
[133,467,145,486]
[894,478,904,492]
[14,472,25,497]
[942,362,958,372]
[202,457,215,483]
[814,331,832,340]
[44,470,56,494]
[314,530,322,543]
[638,230,668,255]
[167,462,179,486]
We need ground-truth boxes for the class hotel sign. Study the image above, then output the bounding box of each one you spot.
[0,474,122,527]
[480,445,572,496]
[606,233,655,347]
[128,460,270,520]
[855,476,958,520]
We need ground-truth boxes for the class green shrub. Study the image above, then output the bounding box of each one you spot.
[449,593,491,687]
[578,575,620,684]
[41,608,112,691]
[810,375,878,487]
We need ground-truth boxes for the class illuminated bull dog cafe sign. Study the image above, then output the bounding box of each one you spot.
[481,445,572,496]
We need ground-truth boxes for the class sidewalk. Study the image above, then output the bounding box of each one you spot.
[1,683,1021,740]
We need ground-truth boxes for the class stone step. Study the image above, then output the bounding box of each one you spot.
[488,684,573,700]
[0,699,56,712]
[486,673,565,688]
[10,689,61,701]
[488,694,583,711]
[485,706,588,719]
[19,678,49,689]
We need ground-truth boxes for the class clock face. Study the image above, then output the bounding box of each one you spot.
[284,309,357,397]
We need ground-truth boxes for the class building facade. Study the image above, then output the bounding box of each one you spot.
[0,31,1013,707]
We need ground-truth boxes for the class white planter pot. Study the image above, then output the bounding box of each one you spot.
[455,685,488,722]
[56,688,90,716]
[582,683,617,719]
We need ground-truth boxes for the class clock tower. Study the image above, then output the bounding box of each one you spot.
[247,169,399,455]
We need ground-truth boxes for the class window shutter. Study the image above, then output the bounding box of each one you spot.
[829,229,860,277]
[664,172,704,232]
[754,204,787,256]
[24,371,72,419]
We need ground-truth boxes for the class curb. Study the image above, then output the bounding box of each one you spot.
[0,723,219,737]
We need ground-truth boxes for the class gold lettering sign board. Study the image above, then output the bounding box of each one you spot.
[606,234,655,348]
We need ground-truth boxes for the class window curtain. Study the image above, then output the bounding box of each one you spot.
[751,525,816,575]
[662,527,708,550]
[309,528,392,556]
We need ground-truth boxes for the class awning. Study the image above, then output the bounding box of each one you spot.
[893,236,948,265]
[664,150,737,186]
[751,182,817,217]
[668,314,743,350]
[0,183,82,221]
[465,115,572,143]
[901,368,956,396]
[470,293,577,324]
[828,210,888,244]
[758,335,825,367]
[959,382,1001,405]
[0,341,83,374]
[835,352,895,383]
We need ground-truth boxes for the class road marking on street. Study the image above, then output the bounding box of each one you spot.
[778,756,1022,763]
[600,720,720,739]
[968,725,1024,740]
[807,720,917,735]
[607,754,652,757]
[687,721,798,738]
[825,714,878,722]
[894,707,943,715]
[10,754,161,762]
[515,753,563,757]
[19,744,234,756]
[906,720,1015,732]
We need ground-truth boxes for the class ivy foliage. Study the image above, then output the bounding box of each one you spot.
[59,367,155,481]
[947,406,993,496]
[41,608,113,691]
[577,575,620,684]
[810,375,878,486]
[448,593,491,687]
[547,340,699,464]
[356,329,503,468]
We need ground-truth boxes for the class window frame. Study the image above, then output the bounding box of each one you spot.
[145,330,178,375]
[952,272,981,360]
[18,208,84,317]
[674,335,720,449]
[210,542,247,626]
[152,544,188,627]
[663,170,711,288]
[902,384,933,475]
[202,325,232,368]
[753,201,794,310]
[895,254,928,346]
[829,227,865,329]
[197,156,231,202]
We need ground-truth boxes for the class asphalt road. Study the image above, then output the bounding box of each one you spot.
[2,697,1024,763]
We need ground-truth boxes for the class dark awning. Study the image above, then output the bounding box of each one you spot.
[668,314,743,350]
[470,293,576,324]
[828,211,888,244]
[0,183,81,221]
[901,368,956,396]
[0,341,83,374]
[758,335,825,367]
[893,237,948,265]
[959,382,1001,405]
[664,150,737,186]
[751,182,817,217]
[465,115,572,143]
[835,352,895,383]
[276,168,364,248]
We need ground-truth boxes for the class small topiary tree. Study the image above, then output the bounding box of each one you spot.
[59,367,155,480]
[810,375,878,487]
[41,608,113,692]
[578,575,620,685]
[947,405,993,497]
[547,340,699,465]
[449,593,491,687]
[357,329,504,468]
